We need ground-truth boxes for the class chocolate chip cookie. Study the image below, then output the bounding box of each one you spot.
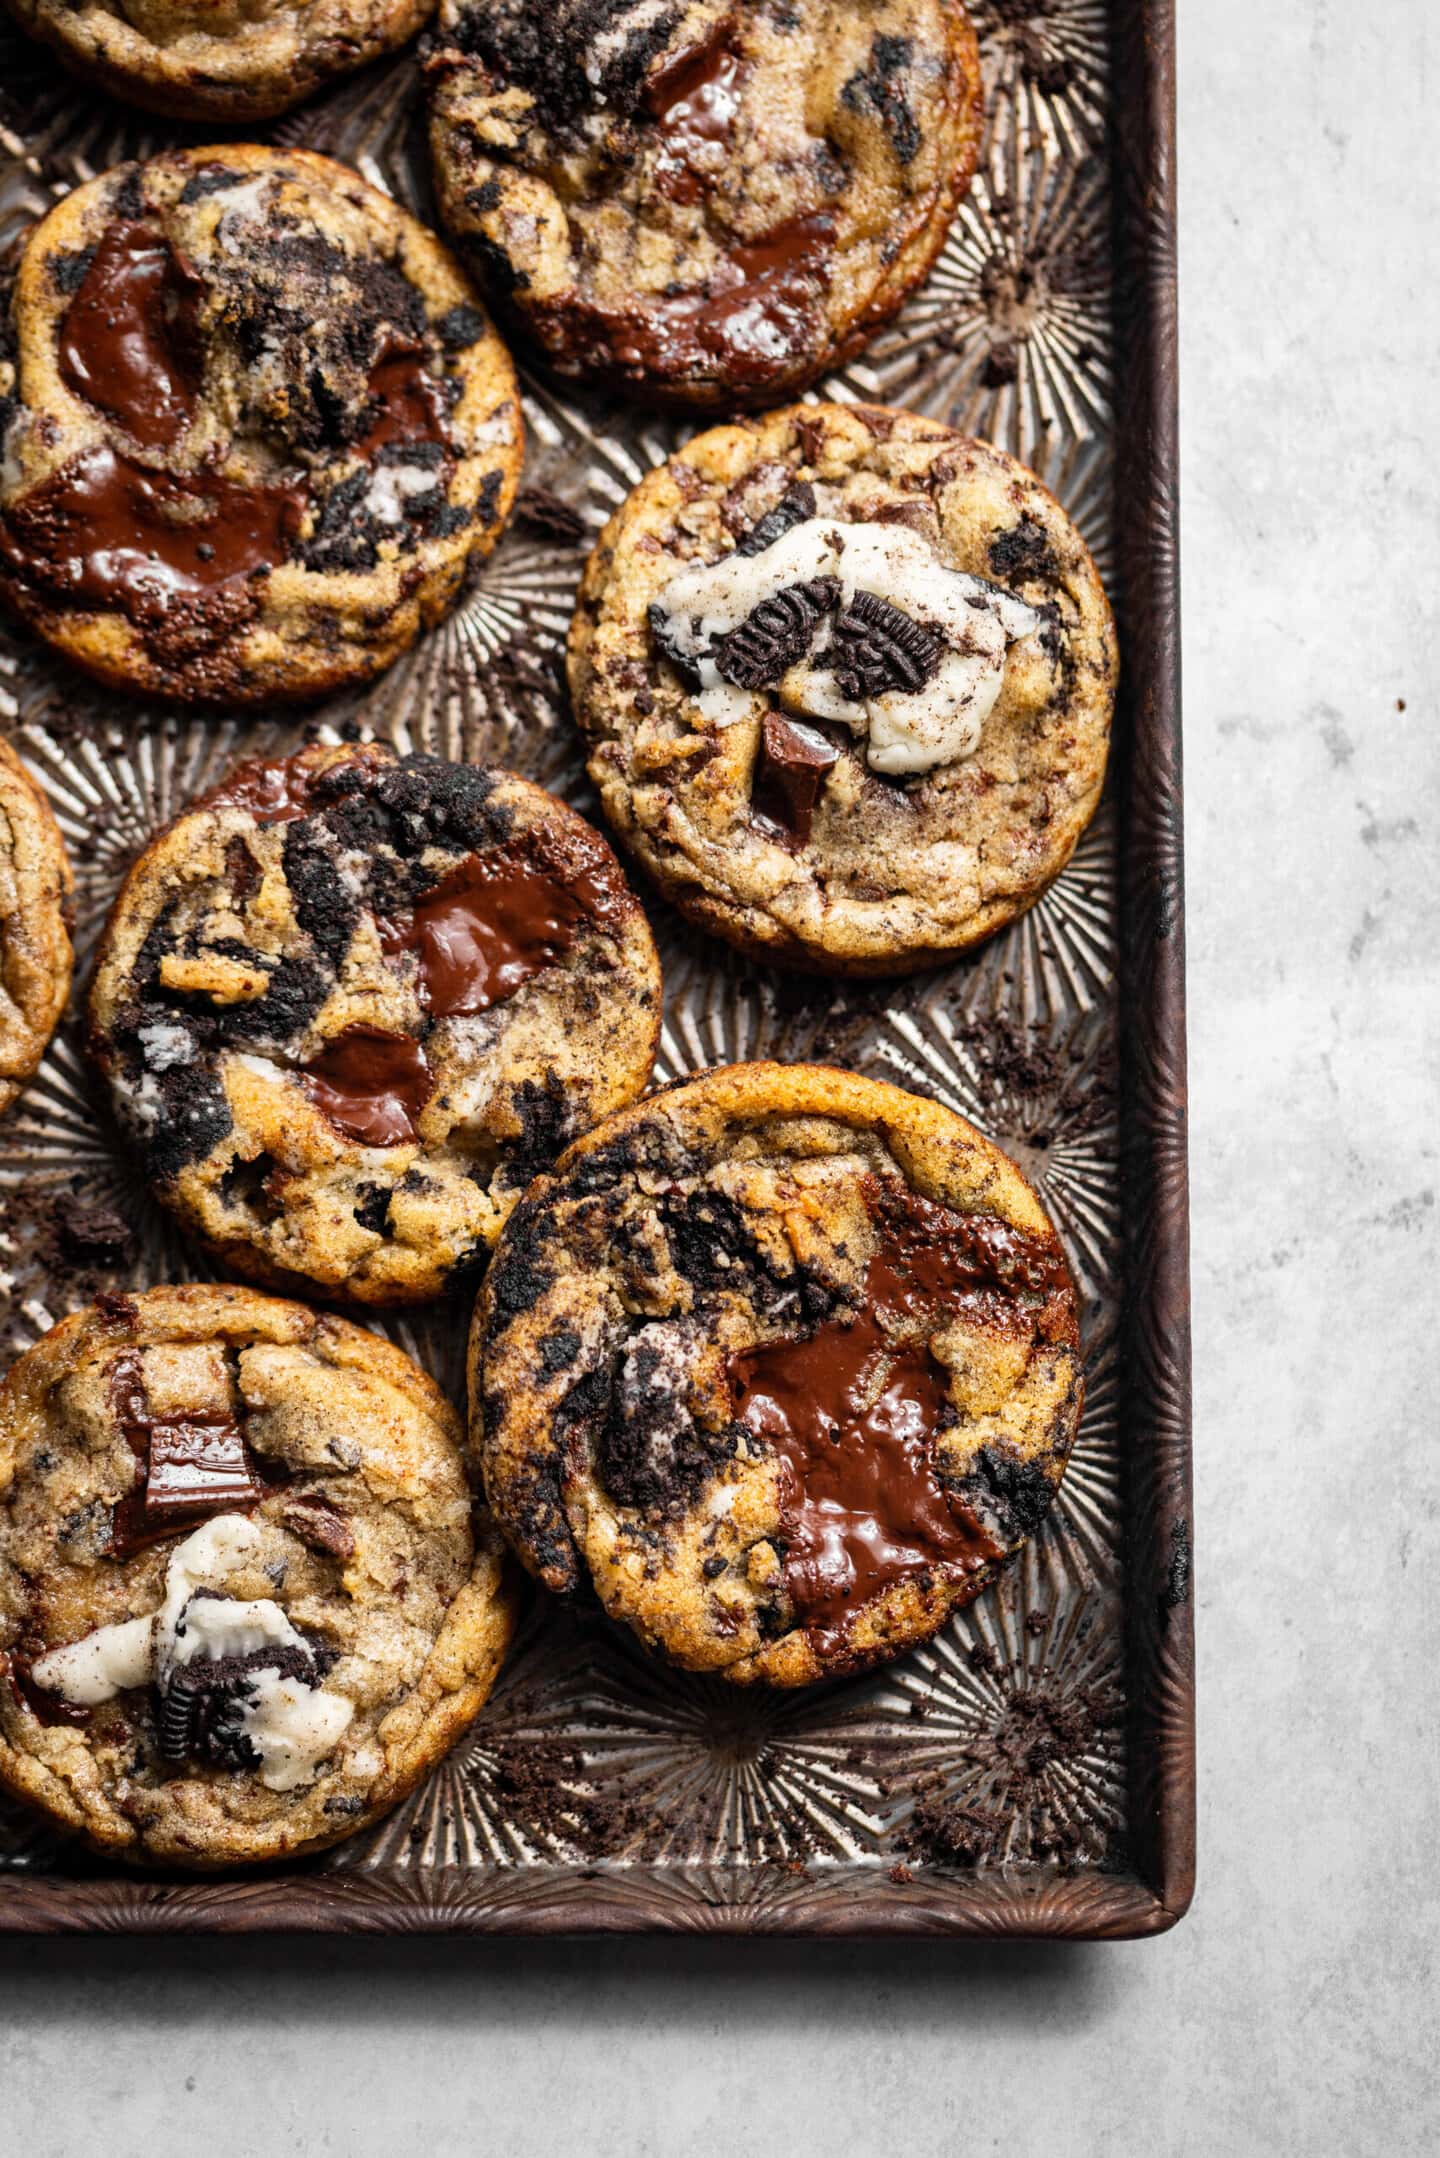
[0,146,522,704]
[427,0,983,406]
[87,743,661,1306]
[0,734,72,1118]
[3,0,433,121]
[569,400,1117,974]
[471,1063,1082,1687]
[0,1283,518,1867]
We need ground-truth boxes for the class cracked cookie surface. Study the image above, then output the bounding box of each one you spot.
[427,0,982,405]
[0,146,522,703]
[569,400,1117,974]
[86,742,661,1306]
[2,0,435,121]
[470,1063,1081,1687]
[0,1283,518,1867]
[0,734,72,1118]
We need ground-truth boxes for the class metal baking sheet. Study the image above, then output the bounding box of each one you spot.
[0,0,1192,1935]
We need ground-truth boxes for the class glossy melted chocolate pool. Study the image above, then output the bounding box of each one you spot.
[730,1181,1071,1649]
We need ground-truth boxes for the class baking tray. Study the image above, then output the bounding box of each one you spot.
[0,0,1191,1935]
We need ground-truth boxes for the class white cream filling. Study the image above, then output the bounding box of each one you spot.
[654,520,1043,777]
[363,459,437,528]
[28,1514,353,1794]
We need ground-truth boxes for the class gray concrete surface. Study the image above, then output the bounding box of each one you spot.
[2,2,1437,2151]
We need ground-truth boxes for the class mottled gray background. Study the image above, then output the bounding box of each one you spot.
[2,1,1437,2151]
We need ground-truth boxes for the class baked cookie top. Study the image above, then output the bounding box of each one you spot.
[471,1063,1082,1687]
[0,1284,517,1868]
[87,742,661,1306]
[0,734,72,1118]
[0,146,522,704]
[2,0,435,123]
[569,401,1117,975]
[427,0,982,405]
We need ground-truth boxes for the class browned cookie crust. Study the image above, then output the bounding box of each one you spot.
[0,147,522,704]
[2,0,435,122]
[427,0,982,406]
[0,734,72,1117]
[569,401,1117,975]
[471,1063,1082,1688]
[0,1284,518,1868]
[86,743,662,1306]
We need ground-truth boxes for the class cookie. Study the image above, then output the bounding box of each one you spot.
[0,1284,518,1868]
[569,400,1117,975]
[470,1063,1082,1688]
[0,146,523,704]
[2,0,434,122]
[0,734,73,1117]
[86,742,662,1306]
[427,0,982,406]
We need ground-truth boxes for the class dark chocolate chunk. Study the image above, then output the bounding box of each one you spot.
[751,712,839,843]
[712,577,839,689]
[281,1492,357,1562]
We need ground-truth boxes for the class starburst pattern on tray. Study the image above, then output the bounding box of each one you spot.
[829,75,1114,577]
[874,1568,1127,1871]
[970,0,1110,152]
[0,3,1141,1906]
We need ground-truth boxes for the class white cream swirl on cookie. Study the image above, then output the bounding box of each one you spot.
[30,1514,353,1792]
[650,519,1042,776]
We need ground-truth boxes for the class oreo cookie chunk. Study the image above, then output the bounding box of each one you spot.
[0,1284,517,1868]
[0,734,73,1118]
[0,147,522,704]
[2,0,434,121]
[427,0,983,405]
[86,743,661,1306]
[470,1063,1082,1687]
[570,400,1117,976]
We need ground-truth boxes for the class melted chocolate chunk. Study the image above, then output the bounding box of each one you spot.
[827,590,942,700]
[0,446,305,628]
[376,835,622,1017]
[8,1657,91,1728]
[646,23,745,206]
[712,576,838,689]
[107,1348,271,1559]
[301,1026,434,1148]
[751,712,839,843]
[593,212,836,387]
[356,342,451,459]
[280,1491,356,1562]
[199,752,328,824]
[727,1181,1070,1650]
[59,220,203,449]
